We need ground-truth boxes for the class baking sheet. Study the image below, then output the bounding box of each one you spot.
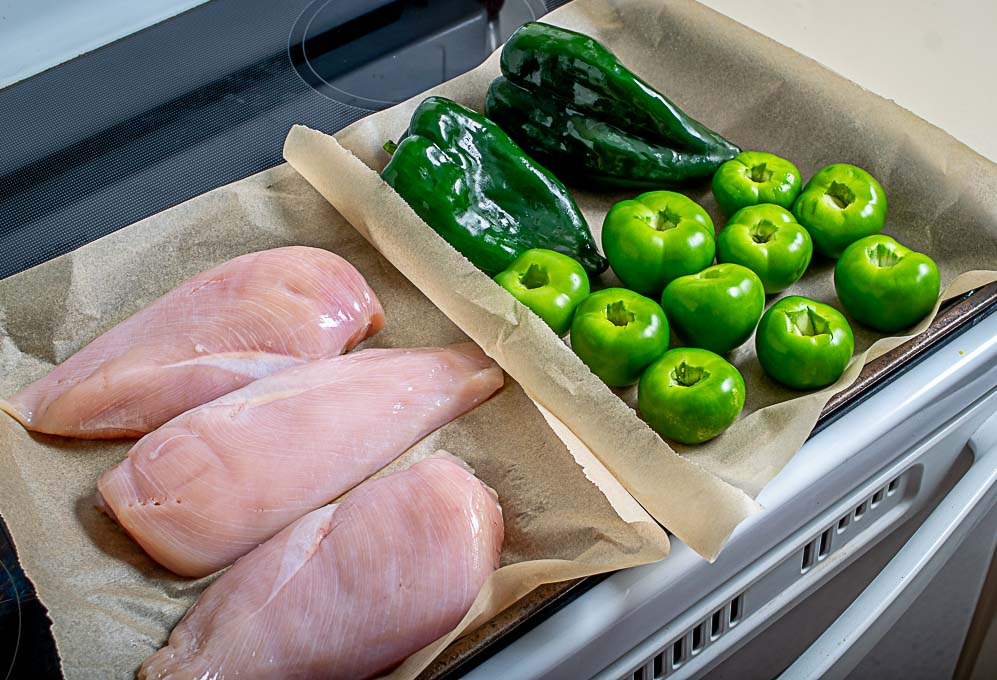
[283,0,997,562]
[0,165,667,679]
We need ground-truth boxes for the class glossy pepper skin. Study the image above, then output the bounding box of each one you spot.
[717,204,813,294]
[381,96,606,276]
[755,296,855,390]
[570,288,669,387]
[792,163,887,258]
[834,235,940,333]
[484,22,740,189]
[494,249,590,336]
[602,191,716,298]
[712,151,802,216]
[660,264,765,355]
[638,348,745,445]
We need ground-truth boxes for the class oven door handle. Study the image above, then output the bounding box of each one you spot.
[779,409,997,680]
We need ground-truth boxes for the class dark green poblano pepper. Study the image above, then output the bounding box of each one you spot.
[485,22,740,189]
[381,96,607,276]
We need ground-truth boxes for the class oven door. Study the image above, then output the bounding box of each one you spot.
[780,411,997,680]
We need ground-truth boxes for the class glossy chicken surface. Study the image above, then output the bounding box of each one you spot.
[98,344,503,577]
[140,454,504,680]
[2,247,384,438]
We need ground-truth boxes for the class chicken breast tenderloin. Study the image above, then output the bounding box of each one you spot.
[97,344,503,577]
[2,247,384,438]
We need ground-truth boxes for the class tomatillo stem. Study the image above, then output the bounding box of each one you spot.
[867,242,902,267]
[671,361,709,386]
[825,180,856,209]
[605,300,635,326]
[787,307,830,337]
[519,263,549,289]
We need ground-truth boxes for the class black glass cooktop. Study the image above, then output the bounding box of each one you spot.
[0,0,564,675]
[0,0,557,281]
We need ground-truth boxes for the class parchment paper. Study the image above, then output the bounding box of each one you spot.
[283,0,997,561]
[0,165,668,679]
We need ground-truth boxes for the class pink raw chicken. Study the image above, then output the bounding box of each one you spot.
[140,454,504,680]
[97,344,503,577]
[1,246,385,438]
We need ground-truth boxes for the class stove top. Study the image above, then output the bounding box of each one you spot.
[0,0,559,281]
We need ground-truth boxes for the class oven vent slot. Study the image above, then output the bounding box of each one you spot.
[629,593,746,679]
[620,467,915,680]
[800,470,908,574]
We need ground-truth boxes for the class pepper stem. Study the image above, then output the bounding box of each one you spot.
[825,181,856,209]
[519,263,549,289]
[383,140,399,155]
[787,307,831,337]
[605,300,635,327]
[867,243,902,267]
[671,361,709,387]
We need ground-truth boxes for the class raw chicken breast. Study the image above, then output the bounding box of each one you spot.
[140,454,503,680]
[1,247,385,438]
[97,344,503,577]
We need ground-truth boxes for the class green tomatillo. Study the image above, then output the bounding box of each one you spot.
[755,296,855,390]
[792,163,887,258]
[660,263,765,355]
[717,204,813,294]
[712,150,802,216]
[834,235,940,333]
[494,248,591,336]
[570,288,670,387]
[602,190,716,298]
[638,348,745,444]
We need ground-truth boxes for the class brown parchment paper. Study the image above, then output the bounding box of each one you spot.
[283,0,997,561]
[0,164,668,680]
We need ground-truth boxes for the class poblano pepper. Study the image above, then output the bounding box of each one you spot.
[484,22,740,189]
[381,96,606,276]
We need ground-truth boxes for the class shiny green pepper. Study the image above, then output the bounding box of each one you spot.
[381,96,606,276]
[834,235,940,333]
[792,163,887,258]
[660,263,765,355]
[755,296,855,390]
[717,204,813,294]
[494,249,590,336]
[638,348,745,445]
[602,191,716,298]
[712,151,802,216]
[484,22,739,189]
[570,288,670,387]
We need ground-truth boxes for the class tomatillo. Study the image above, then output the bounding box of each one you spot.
[638,348,745,445]
[602,190,715,298]
[570,288,669,387]
[660,263,765,355]
[494,248,591,336]
[712,150,802,216]
[834,235,940,333]
[717,204,813,294]
[755,296,855,390]
[792,163,887,258]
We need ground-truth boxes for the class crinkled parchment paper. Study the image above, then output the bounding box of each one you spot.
[283,0,997,561]
[0,165,667,679]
